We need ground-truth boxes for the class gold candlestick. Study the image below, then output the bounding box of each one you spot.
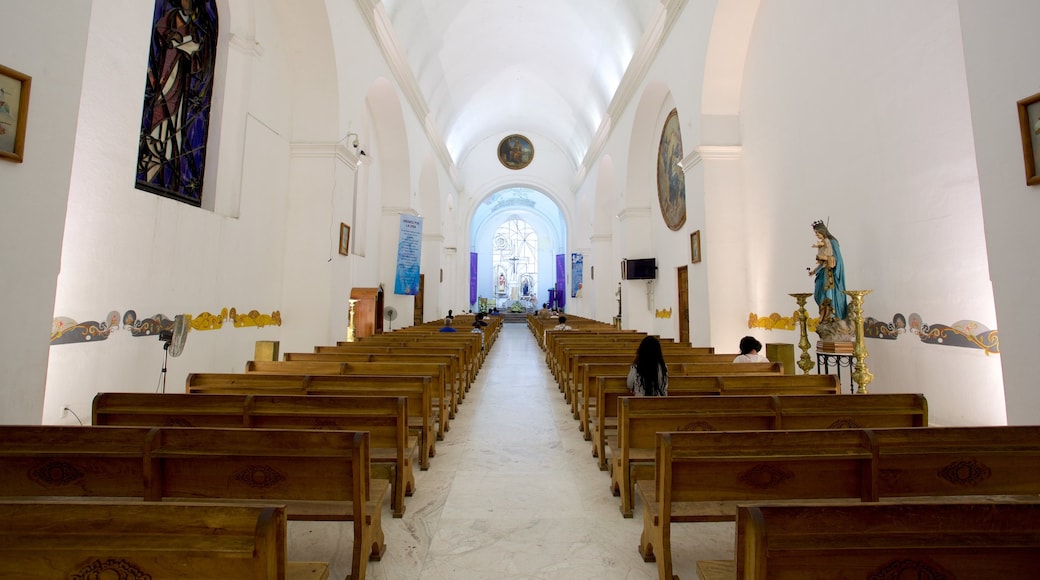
[789,293,815,374]
[844,290,873,393]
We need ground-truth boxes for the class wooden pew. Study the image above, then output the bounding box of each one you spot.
[316,343,474,388]
[564,352,737,386]
[93,392,417,518]
[0,425,387,580]
[186,373,437,470]
[610,393,928,517]
[337,333,484,379]
[244,360,453,436]
[563,351,737,409]
[285,350,468,409]
[638,425,1040,580]
[0,500,330,580]
[590,376,721,464]
[697,502,1040,580]
[578,362,786,438]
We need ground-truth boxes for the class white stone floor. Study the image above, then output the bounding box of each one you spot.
[289,323,732,579]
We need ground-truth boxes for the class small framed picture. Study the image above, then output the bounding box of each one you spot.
[1017,91,1040,186]
[339,223,351,256]
[690,230,701,263]
[0,64,32,163]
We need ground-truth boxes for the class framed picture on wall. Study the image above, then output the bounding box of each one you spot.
[1017,91,1040,186]
[339,223,351,256]
[690,230,702,263]
[0,64,31,163]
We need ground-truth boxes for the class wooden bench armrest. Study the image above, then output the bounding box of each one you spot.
[288,562,331,580]
[696,560,735,580]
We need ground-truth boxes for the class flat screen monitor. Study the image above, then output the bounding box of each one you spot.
[622,258,657,280]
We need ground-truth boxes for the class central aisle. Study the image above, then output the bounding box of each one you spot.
[292,323,731,579]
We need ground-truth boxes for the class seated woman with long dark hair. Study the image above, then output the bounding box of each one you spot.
[627,336,668,396]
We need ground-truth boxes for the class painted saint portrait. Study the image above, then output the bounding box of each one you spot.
[656,108,686,231]
[498,134,534,170]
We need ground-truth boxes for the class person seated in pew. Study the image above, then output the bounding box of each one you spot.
[439,317,457,333]
[627,335,668,396]
[471,320,485,350]
[553,316,573,331]
[474,312,489,327]
[733,336,770,363]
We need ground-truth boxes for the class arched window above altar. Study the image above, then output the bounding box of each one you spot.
[493,219,538,303]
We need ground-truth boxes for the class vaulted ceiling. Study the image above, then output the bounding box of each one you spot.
[355,0,688,186]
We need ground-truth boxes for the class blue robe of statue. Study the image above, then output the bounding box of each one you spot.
[814,237,847,321]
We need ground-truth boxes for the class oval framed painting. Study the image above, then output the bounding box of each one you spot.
[656,109,687,231]
[498,134,534,170]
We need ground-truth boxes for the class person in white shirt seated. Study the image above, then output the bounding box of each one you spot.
[733,336,769,363]
[553,316,572,331]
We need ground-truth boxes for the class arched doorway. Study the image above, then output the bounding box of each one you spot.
[469,188,567,312]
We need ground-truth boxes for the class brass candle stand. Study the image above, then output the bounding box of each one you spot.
[347,299,358,342]
[844,289,873,393]
[789,293,815,374]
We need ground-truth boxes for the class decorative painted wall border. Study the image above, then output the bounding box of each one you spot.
[50,307,281,346]
[748,311,999,355]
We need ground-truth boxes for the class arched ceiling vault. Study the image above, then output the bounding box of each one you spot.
[355,0,690,190]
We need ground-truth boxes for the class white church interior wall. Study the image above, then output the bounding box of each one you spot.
[957,0,1040,425]
[0,3,92,424]
[738,0,1004,425]
[45,0,298,423]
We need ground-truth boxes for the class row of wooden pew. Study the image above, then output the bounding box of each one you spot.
[1,314,501,579]
[530,314,1040,579]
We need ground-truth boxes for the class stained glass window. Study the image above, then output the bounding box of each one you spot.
[136,0,218,207]
[492,219,538,301]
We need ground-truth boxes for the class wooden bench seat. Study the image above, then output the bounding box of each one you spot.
[316,343,474,386]
[609,393,928,517]
[0,425,387,580]
[285,350,468,408]
[697,502,1040,580]
[638,425,1040,580]
[589,374,839,466]
[0,500,329,580]
[93,392,417,517]
[575,361,781,427]
[186,372,437,469]
[244,360,453,436]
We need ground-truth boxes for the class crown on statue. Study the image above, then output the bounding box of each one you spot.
[811,220,825,229]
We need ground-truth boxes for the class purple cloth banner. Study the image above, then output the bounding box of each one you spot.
[470,252,478,306]
[556,254,566,310]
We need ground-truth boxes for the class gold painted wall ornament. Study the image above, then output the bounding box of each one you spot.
[51,306,282,345]
[190,308,227,331]
[230,308,281,328]
[655,308,672,319]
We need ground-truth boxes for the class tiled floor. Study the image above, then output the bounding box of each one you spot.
[290,323,732,579]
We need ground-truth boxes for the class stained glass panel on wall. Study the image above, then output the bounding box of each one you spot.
[492,219,538,304]
[136,0,218,207]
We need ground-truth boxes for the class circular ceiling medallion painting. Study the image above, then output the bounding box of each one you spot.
[656,108,687,231]
[498,134,534,170]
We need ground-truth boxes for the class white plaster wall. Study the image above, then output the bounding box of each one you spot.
[957,0,1040,425]
[45,0,294,423]
[0,2,92,424]
[739,0,1004,426]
